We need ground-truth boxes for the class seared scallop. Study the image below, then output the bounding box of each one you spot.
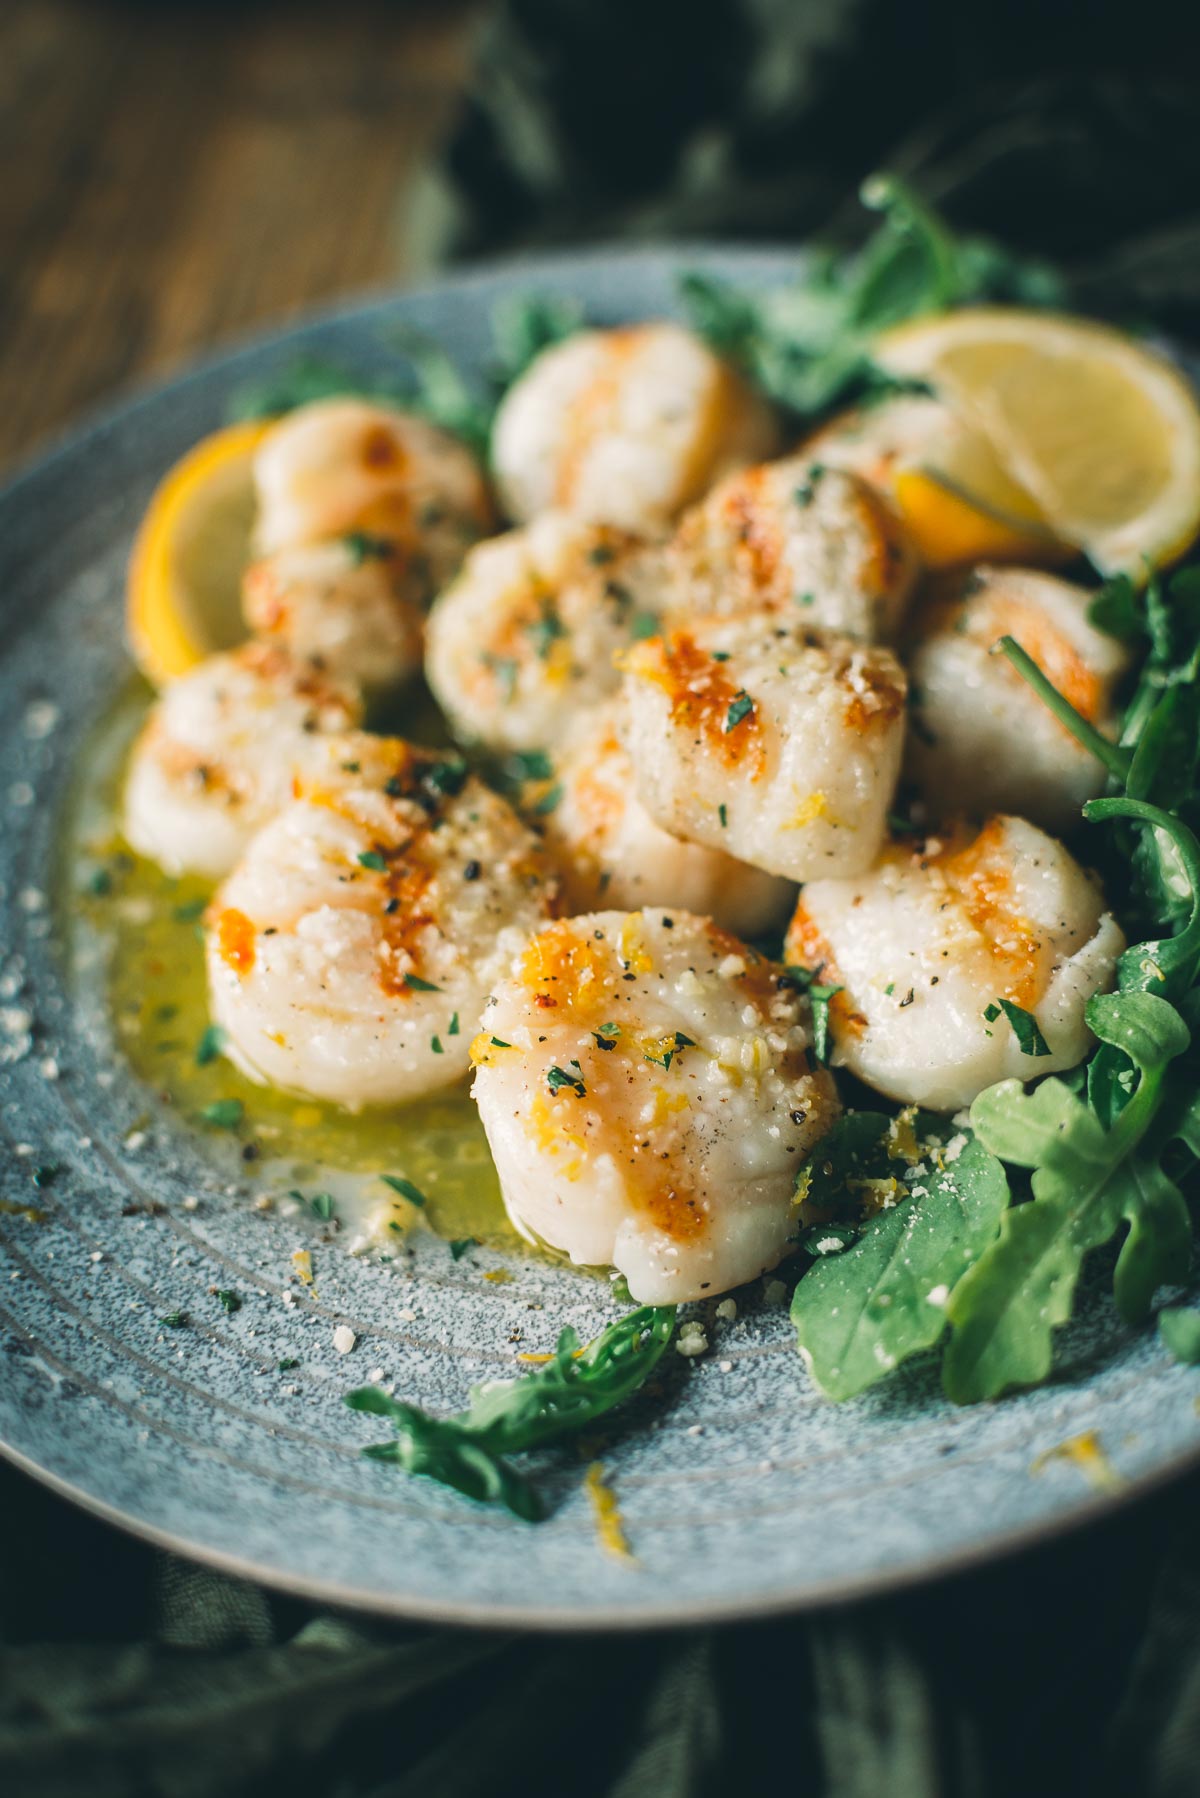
[668,457,919,640]
[425,512,666,752]
[205,734,557,1108]
[530,703,794,936]
[618,616,907,881]
[785,815,1124,1111]
[491,323,778,532]
[252,398,492,592]
[906,566,1130,832]
[123,643,362,879]
[472,909,839,1301]
[242,538,424,692]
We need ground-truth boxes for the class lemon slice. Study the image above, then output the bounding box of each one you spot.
[127,419,274,684]
[876,309,1200,575]
[807,391,1064,570]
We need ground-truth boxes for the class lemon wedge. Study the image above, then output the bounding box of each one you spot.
[127,419,274,684]
[875,309,1200,575]
[807,391,1063,570]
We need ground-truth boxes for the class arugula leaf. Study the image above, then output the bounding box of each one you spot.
[945,991,1192,1400]
[346,1305,676,1519]
[489,292,582,389]
[228,357,409,422]
[681,173,1067,421]
[793,1113,1009,1400]
[1160,1308,1200,1365]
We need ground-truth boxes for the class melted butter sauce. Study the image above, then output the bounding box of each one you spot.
[61,677,518,1250]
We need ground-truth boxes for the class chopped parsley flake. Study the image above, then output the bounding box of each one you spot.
[195,1023,226,1067]
[159,1311,188,1328]
[310,1192,336,1221]
[509,748,554,783]
[431,1035,444,1055]
[643,1030,697,1071]
[402,973,442,992]
[724,691,755,732]
[718,803,728,828]
[277,1357,300,1371]
[87,867,113,896]
[344,530,393,564]
[996,998,1051,1056]
[526,600,567,660]
[381,1175,427,1208]
[490,1036,512,1049]
[173,897,207,922]
[424,758,469,797]
[711,650,731,662]
[483,652,520,700]
[631,612,660,640]
[593,1022,620,1049]
[449,1012,461,1036]
[532,783,564,815]
[796,590,815,607]
[201,1098,243,1130]
[214,1289,242,1315]
[808,985,842,1062]
[358,850,388,872]
[547,1063,587,1097]
[449,1238,475,1261]
[982,1002,1002,1023]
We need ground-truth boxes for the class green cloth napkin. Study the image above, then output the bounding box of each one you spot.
[4,1453,1200,1797]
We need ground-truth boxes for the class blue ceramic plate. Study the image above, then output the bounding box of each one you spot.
[2,248,1199,1628]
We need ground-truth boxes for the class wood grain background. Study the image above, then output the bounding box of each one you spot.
[0,0,475,474]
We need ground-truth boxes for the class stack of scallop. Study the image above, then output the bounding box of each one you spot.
[123,323,1127,1305]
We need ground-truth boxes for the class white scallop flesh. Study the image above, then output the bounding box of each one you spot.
[618,615,907,881]
[242,539,424,691]
[424,512,666,752]
[471,909,840,1302]
[906,565,1131,833]
[123,643,362,880]
[491,323,778,532]
[252,398,492,592]
[786,815,1125,1112]
[668,456,919,640]
[535,703,793,937]
[206,734,557,1108]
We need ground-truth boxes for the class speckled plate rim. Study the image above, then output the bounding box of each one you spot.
[5,1390,1200,1633]
[1,243,1199,1632]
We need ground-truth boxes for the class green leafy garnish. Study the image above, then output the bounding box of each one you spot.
[944,990,1192,1401]
[724,691,754,733]
[807,984,842,1064]
[449,1239,475,1262]
[343,531,393,566]
[1160,1308,1200,1365]
[995,999,1051,1058]
[547,1063,586,1097]
[381,1175,427,1209]
[531,783,564,816]
[643,1031,696,1072]
[201,1099,243,1130]
[159,1311,188,1329]
[195,1024,226,1067]
[681,173,1066,421]
[310,1192,336,1222]
[792,1113,1009,1400]
[215,1289,242,1315]
[346,1305,675,1519]
[358,850,388,873]
[402,973,442,993]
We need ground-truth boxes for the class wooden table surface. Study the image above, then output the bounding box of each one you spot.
[0,0,474,475]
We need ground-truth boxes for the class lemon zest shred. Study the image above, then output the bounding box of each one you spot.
[1031,1429,1123,1493]
[584,1461,636,1561]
